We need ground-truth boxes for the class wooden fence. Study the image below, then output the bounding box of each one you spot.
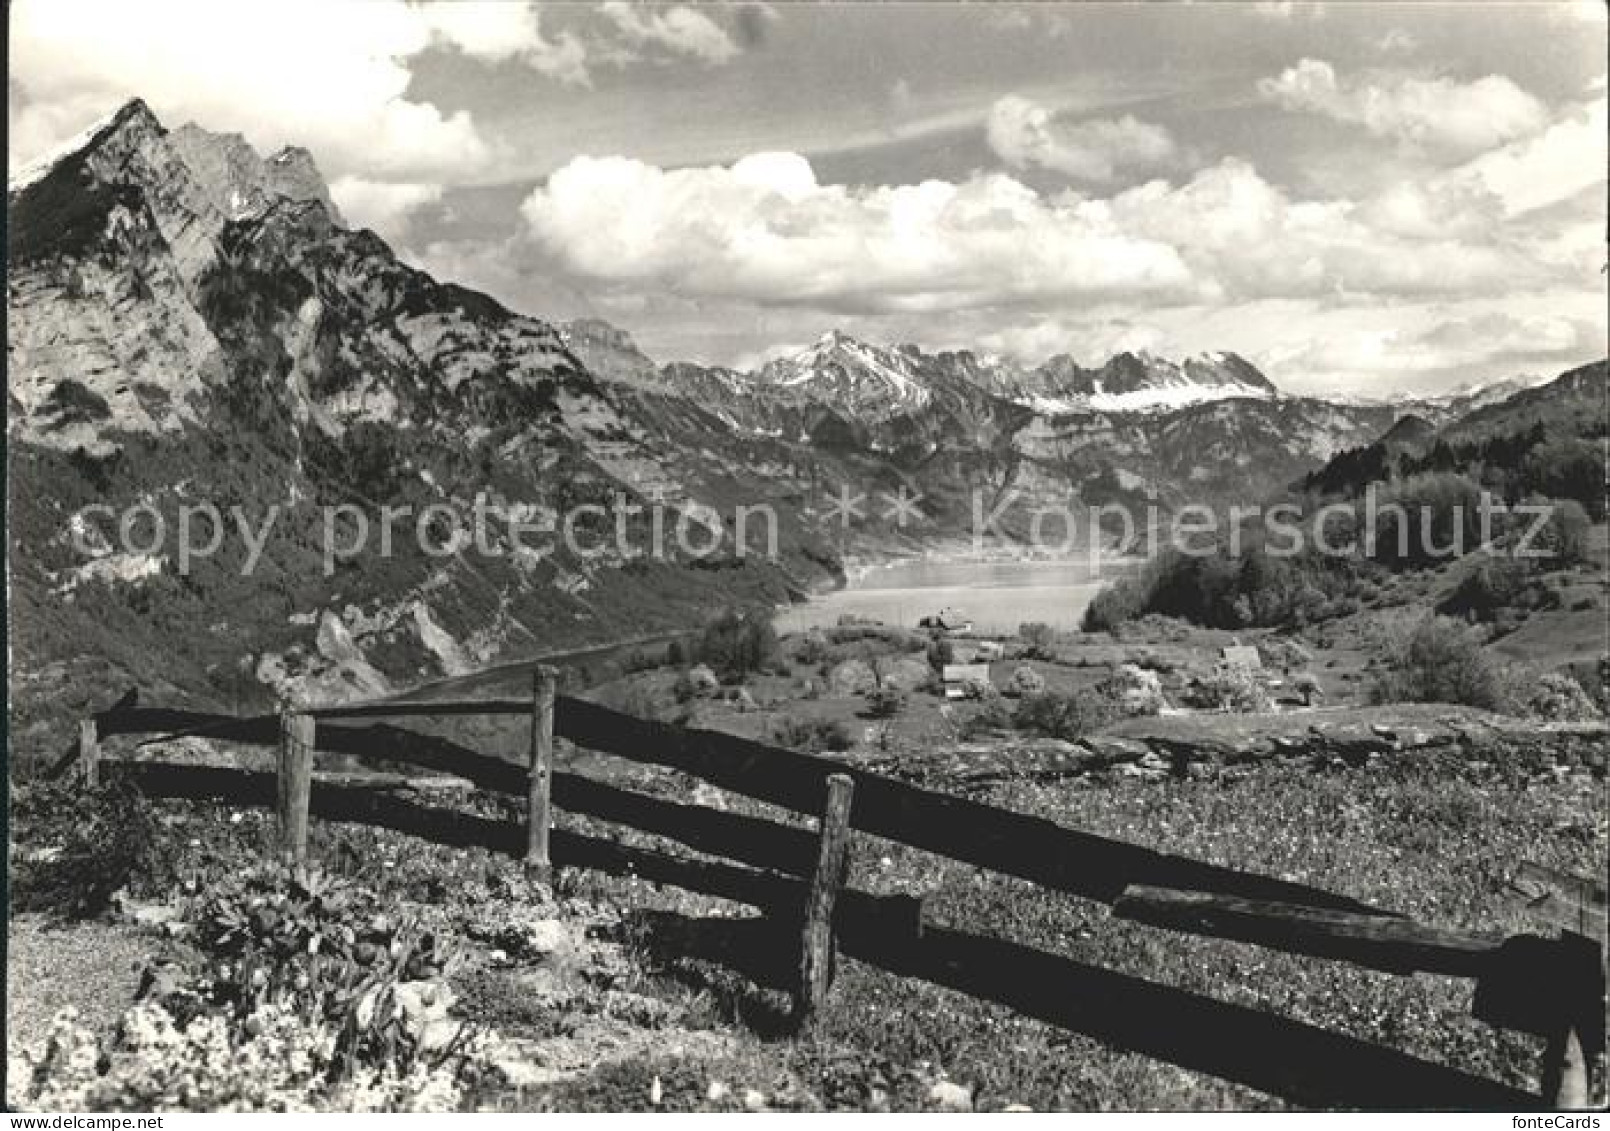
[67,679,1605,1110]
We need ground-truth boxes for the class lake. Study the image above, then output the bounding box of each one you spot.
[774,556,1131,635]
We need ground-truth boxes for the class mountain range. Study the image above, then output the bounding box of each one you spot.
[6,99,1601,744]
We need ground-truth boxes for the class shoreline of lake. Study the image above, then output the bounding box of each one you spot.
[777,551,1138,635]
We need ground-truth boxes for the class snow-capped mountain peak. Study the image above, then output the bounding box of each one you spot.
[756,330,933,415]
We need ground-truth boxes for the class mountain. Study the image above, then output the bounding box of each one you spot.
[1298,360,1608,506]
[5,100,829,748]
[754,331,935,419]
[640,333,1401,513]
[11,98,1598,755]
[1024,349,1278,414]
[560,318,659,387]
[718,332,1280,418]
[1438,360,1608,445]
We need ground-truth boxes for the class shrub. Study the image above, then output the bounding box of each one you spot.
[1524,672,1602,722]
[1082,546,1370,632]
[825,624,924,651]
[673,664,720,702]
[827,658,878,696]
[1533,498,1591,565]
[1018,622,1056,661]
[620,648,659,674]
[1293,672,1323,704]
[1013,690,1119,742]
[925,635,954,673]
[694,610,778,678]
[771,715,854,753]
[1257,637,1312,674]
[862,685,906,719]
[960,697,1014,739]
[1368,472,1487,568]
[1007,664,1046,697]
[958,676,997,701]
[12,868,477,1112]
[1441,556,1534,621]
[1102,664,1167,716]
[792,630,831,666]
[1368,616,1514,712]
[1125,648,1178,675]
[1188,663,1271,713]
[1083,578,1146,633]
[10,783,170,919]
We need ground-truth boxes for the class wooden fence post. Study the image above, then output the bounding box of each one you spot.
[1542,1024,1590,1109]
[1507,862,1606,1108]
[78,718,100,787]
[1543,932,1603,1109]
[796,773,855,1027]
[526,665,558,882]
[277,709,314,870]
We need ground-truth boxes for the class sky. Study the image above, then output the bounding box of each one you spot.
[8,0,1608,397]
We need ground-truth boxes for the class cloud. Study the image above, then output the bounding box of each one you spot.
[599,2,742,65]
[1251,1,1325,20]
[1259,58,1549,156]
[329,177,443,237]
[986,96,1177,183]
[976,320,1166,366]
[521,152,1196,313]
[984,7,1075,37]
[417,2,585,77]
[1451,95,1608,217]
[1549,0,1609,26]
[1266,309,1599,388]
[731,3,781,49]
[1375,28,1417,54]
[517,148,1557,317]
[5,0,593,182]
[1353,93,1608,243]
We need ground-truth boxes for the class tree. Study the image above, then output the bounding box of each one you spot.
[1018,622,1056,661]
[1535,498,1591,565]
[1368,616,1513,712]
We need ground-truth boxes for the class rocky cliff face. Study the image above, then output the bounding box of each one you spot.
[5,100,826,743]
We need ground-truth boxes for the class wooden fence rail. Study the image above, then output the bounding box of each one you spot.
[70,690,1607,1109]
[98,698,1394,913]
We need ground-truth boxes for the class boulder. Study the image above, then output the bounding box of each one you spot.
[928,1081,973,1112]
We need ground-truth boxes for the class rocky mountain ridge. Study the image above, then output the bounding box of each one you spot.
[7,99,1604,746]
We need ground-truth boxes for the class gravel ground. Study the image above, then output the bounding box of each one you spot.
[7,915,152,1059]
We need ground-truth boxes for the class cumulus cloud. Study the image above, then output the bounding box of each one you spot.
[1352,93,1608,244]
[417,2,585,74]
[5,0,560,182]
[987,96,1177,183]
[329,177,444,237]
[599,2,742,64]
[1452,95,1608,217]
[517,148,1558,316]
[1258,58,1549,156]
[1267,310,1598,388]
[521,152,1195,313]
